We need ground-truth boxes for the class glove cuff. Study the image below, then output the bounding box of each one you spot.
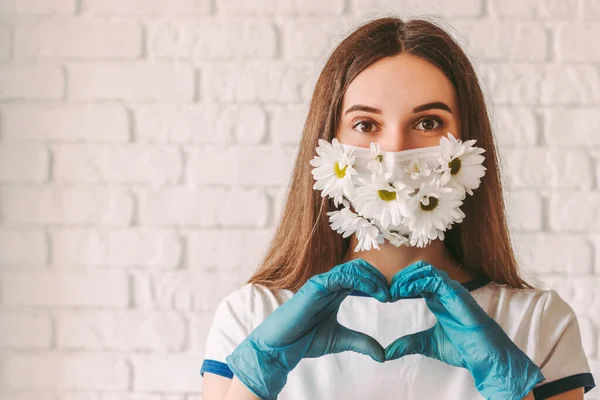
[474,358,545,400]
[510,369,546,400]
[225,340,291,400]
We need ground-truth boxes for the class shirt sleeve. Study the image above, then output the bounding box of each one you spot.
[532,289,596,399]
[200,283,255,379]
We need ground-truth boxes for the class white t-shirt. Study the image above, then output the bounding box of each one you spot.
[200,276,596,399]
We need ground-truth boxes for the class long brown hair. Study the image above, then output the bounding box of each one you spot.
[247,16,536,293]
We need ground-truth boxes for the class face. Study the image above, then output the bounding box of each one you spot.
[336,53,461,151]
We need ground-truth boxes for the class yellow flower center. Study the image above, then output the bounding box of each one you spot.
[376,154,383,162]
[334,161,347,178]
[449,158,461,175]
[378,190,397,201]
[420,196,438,211]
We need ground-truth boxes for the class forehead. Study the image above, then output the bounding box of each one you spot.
[342,54,458,112]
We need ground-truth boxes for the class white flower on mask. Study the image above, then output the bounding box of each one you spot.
[405,178,465,248]
[327,207,383,252]
[310,138,357,207]
[327,207,361,238]
[310,135,487,251]
[435,132,487,196]
[353,172,414,229]
[385,230,410,247]
[373,219,410,247]
[367,142,384,174]
[355,221,385,251]
[404,159,432,180]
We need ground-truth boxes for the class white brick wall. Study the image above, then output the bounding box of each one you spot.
[0,0,598,398]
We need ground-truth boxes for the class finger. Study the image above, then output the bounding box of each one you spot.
[401,276,460,301]
[320,263,390,303]
[259,272,384,348]
[389,272,438,301]
[402,277,492,328]
[334,324,386,363]
[391,265,458,301]
[332,258,390,295]
[263,282,353,345]
[384,327,435,361]
[393,263,450,292]
[389,259,431,288]
[348,258,390,293]
[330,272,389,303]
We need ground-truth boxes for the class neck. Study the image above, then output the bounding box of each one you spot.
[341,236,476,285]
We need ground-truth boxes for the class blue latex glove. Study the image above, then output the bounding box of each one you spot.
[385,260,546,400]
[225,258,390,400]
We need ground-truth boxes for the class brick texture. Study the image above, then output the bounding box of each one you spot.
[1,1,599,399]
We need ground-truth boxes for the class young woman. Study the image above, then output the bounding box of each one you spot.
[200,17,596,400]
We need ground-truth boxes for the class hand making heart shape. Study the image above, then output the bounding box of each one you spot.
[384,259,546,399]
[225,258,546,400]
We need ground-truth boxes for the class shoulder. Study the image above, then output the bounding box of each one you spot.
[536,287,576,322]
[215,283,293,330]
[220,282,292,307]
[474,282,573,327]
[218,283,256,307]
[481,281,559,304]
[533,287,581,346]
[475,281,549,305]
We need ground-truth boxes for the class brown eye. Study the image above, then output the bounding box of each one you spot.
[415,117,443,132]
[352,119,378,134]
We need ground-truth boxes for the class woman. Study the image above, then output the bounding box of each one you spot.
[200,17,596,400]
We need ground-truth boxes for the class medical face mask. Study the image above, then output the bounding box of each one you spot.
[309,132,487,252]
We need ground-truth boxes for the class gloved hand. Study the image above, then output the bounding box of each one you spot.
[385,260,546,400]
[225,258,390,400]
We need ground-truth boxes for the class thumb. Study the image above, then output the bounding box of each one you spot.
[385,326,436,361]
[332,324,386,363]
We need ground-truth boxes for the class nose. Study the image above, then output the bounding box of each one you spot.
[376,126,414,152]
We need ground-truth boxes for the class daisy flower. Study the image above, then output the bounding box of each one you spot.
[435,132,487,196]
[384,229,410,247]
[373,219,411,247]
[367,142,384,174]
[354,221,385,251]
[353,171,414,229]
[326,207,383,252]
[405,178,465,247]
[327,207,362,238]
[404,159,432,180]
[310,138,358,207]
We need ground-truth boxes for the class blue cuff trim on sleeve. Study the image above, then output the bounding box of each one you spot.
[533,372,596,399]
[200,359,233,379]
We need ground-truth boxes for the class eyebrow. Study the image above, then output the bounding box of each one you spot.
[343,101,453,115]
